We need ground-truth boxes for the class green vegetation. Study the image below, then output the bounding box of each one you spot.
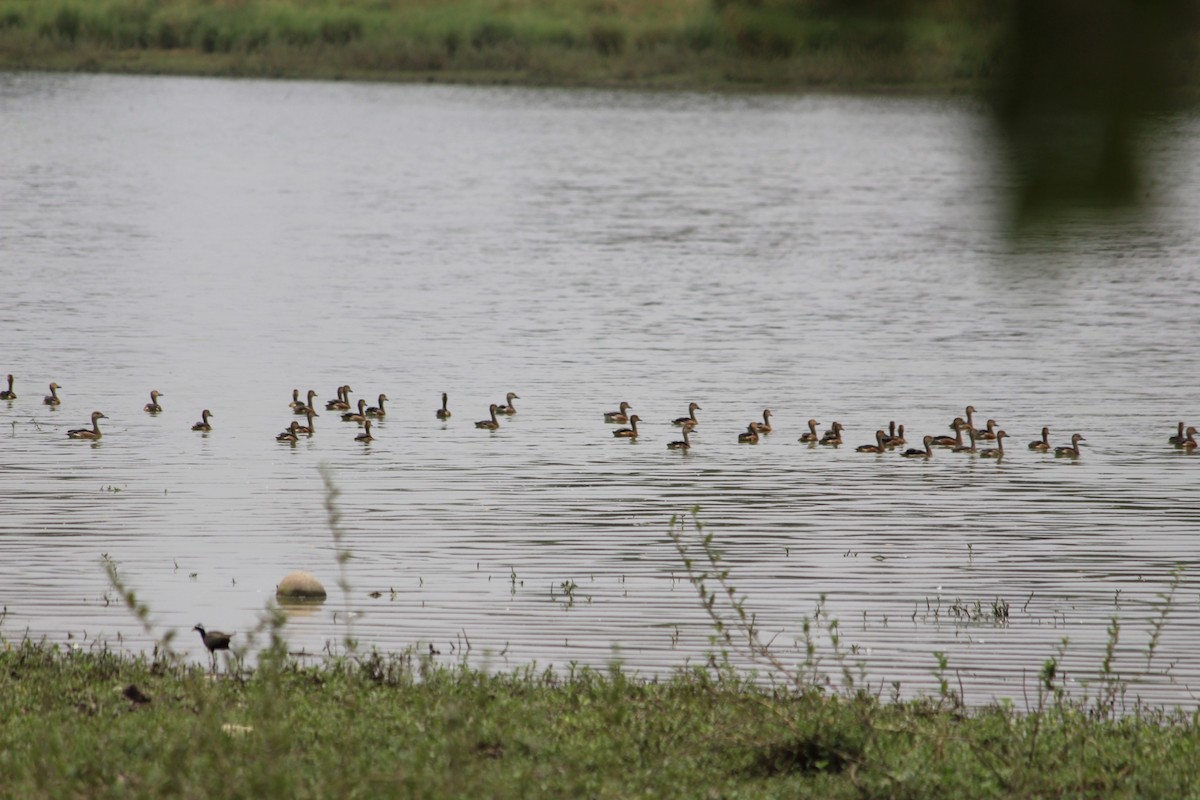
[4,636,1200,798]
[0,0,1010,91]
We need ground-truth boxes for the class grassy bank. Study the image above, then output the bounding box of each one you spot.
[2,638,1199,799]
[0,0,1007,91]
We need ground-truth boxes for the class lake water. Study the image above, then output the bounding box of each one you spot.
[1,72,1198,707]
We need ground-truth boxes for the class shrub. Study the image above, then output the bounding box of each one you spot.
[588,22,626,55]
[471,19,517,49]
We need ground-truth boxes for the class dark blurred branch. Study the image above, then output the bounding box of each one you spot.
[992,0,1200,221]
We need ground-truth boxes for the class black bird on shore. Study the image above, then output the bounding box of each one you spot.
[193,624,234,669]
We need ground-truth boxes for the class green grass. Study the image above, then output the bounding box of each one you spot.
[3,637,1200,799]
[0,0,1010,91]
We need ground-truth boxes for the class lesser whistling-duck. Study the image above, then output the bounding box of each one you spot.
[901,435,934,458]
[295,409,318,436]
[366,394,388,418]
[738,424,760,444]
[882,424,906,448]
[604,401,632,424]
[326,385,352,411]
[856,430,887,453]
[1176,427,1197,451]
[143,390,163,413]
[819,421,844,445]
[44,382,62,406]
[953,428,977,453]
[192,410,214,432]
[355,420,374,442]
[276,421,301,442]
[1054,433,1085,458]
[67,411,107,440]
[475,404,501,430]
[750,409,773,434]
[295,390,318,415]
[613,414,641,438]
[975,419,999,441]
[289,389,303,410]
[799,419,820,443]
[1029,427,1051,451]
[342,398,368,424]
[963,405,978,433]
[930,421,964,448]
[672,403,701,427]
[1169,422,1189,446]
[0,374,15,400]
[979,430,1008,458]
[495,392,520,415]
[436,392,452,420]
[667,426,691,450]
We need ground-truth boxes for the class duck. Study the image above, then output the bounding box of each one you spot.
[1176,426,1197,451]
[667,426,691,451]
[901,435,934,458]
[475,404,501,430]
[1168,422,1188,446]
[342,398,368,424]
[325,385,352,411]
[819,421,844,446]
[495,392,520,415]
[975,419,999,441]
[276,421,301,442]
[143,390,164,413]
[1029,427,1051,451]
[856,430,887,453]
[738,424,760,444]
[963,405,978,434]
[436,392,452,420]
[366,394,388,418]
[953,428,977,454]
[0,374,15,400]
[44,382,62,406]
[672,402,701,427]
[191,410,214,432]
[67,411,107,440]
[355,420,374,443]
[604,401,632,424]
[947,416,967,433]
[288,389,304,410]
[799,419,820,443]
[749,409,773,434]
[1054,433,1085,458]
[978,430,1008,458]
[882,424,906,448]
[930,422,964,448]
[612,414,641,438]
[294,390,318,415]
[294,408,318,436]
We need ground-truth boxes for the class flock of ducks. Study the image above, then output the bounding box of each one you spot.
[3,374,1196,457]
[605,401,1118,459]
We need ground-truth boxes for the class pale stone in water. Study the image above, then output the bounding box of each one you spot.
[275,571,327,599]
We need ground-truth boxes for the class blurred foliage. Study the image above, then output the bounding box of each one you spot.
[993,1,1200,221]
[713,0,1200,222]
